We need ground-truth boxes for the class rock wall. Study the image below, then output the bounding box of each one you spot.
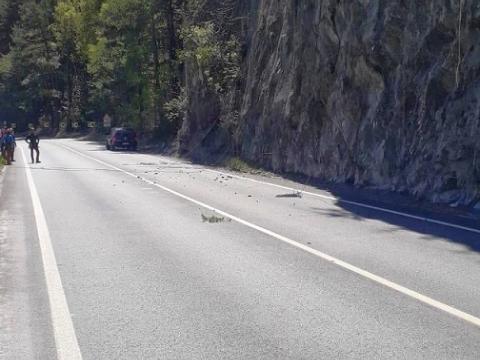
[186,0,480,206]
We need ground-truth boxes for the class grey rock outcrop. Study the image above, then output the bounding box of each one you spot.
[183,0,480,206]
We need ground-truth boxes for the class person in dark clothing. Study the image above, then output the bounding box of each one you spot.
[10,129,16,162]
[0,128,5,159]
[2,129,15,165]
[25,130,41,163]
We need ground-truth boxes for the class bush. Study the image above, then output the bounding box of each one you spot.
[225,157,254,173]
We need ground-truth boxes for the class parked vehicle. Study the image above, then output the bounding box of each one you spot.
[106,128,138,151]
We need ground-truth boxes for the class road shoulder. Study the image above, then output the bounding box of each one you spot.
[0,158,56,359]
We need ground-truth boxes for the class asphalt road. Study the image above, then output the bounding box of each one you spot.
[1,138,480,359]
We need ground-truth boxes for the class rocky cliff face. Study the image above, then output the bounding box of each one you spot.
[184,0,480,207]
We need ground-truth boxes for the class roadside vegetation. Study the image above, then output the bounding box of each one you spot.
[0,0,240,139]
[225,157,263,175]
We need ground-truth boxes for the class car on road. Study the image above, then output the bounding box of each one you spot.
[106,128,138,151]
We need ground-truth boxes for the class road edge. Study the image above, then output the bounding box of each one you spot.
[20,146,83,360]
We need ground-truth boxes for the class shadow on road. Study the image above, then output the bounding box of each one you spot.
[64,138,480,254]
[308,187,480,254]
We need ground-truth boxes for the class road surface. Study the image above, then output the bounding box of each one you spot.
[1,138,480,359]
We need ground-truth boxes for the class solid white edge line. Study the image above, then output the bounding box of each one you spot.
[20,146,83,360]
[58,142,480,329]
[205,169,480,235]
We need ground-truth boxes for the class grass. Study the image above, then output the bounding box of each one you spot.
[225,157,260,174]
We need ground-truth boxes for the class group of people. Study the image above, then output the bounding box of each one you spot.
[0,128,16,165]
[0,128,41,165]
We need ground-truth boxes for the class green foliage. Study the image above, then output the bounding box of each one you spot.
[0,51,12,76]
[0,0,61,129]
[225,157,256,173]
[180,21,240,94]
[86,0,153,128]
[0,0,21,54]
[0,0,243,140]
[181,22,217,68]
[52,1,82,51]
[164,88,187,124]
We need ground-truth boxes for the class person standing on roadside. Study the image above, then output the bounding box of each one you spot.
[25,130,41,163]
[10,128,16,162]
[2,129,15,165]
[0,128,5,159]
[0,127,8,159]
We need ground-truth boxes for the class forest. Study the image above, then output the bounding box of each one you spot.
[0,0,242,138]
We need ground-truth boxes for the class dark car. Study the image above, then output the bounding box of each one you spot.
[106,128,138,151]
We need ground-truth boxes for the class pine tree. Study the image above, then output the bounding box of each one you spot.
[0,0,61,129]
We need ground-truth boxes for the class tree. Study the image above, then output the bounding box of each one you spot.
[0,0,61,130]
[0,0,225,137]
[0,0,22,55]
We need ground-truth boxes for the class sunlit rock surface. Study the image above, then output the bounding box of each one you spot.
[183,1,480,206]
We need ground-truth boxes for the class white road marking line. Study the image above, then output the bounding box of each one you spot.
[20,147,83,360]
[58,143,480,328]
[205,169,480,235]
